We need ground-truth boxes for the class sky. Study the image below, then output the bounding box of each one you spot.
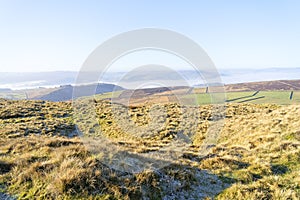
[0,0,299,72]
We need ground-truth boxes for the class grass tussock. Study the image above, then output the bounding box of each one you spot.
[0,99,299,199]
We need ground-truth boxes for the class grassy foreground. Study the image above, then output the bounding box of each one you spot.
[0,98,299,199]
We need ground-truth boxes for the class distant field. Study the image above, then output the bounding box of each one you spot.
[94,90,123,100]
[181,90,300,105]
[94,90,300,106]
[2,88,300,106]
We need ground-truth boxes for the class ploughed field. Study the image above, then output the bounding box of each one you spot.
[0,98,299,199]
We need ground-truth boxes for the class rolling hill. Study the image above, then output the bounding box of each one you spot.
[224,79,300,92]
[31,83,124,102]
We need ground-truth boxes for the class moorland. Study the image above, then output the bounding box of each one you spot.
[0,79,299,199]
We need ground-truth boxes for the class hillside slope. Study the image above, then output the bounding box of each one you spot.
[0,99,299,199]
[224,79,300,92]
[32,83,124,102]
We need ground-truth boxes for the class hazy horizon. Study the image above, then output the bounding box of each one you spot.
[1,68,300,90]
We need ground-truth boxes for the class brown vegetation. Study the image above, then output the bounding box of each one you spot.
[0,98,299,199]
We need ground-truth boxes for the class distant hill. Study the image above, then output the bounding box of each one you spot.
[225,79,300,92]
[32,83,124,102]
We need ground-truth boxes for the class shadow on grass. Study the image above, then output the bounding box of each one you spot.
[0,161,13,175]
[89,157,236,199]
[271,164,289,175]
[238,96,265,103]
[84,146,237,199]
[0,136,236,200]
[225,91,260,103]
[2,135,294,199]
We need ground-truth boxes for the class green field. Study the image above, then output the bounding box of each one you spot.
[181,90,300,105]
[94,90,123,100]
[94,90,300,105]
[2,89,300,105]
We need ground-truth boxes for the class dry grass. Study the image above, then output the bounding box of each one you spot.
[0,99,299,199]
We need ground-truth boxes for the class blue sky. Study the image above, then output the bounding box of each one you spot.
[0,0,299,72]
